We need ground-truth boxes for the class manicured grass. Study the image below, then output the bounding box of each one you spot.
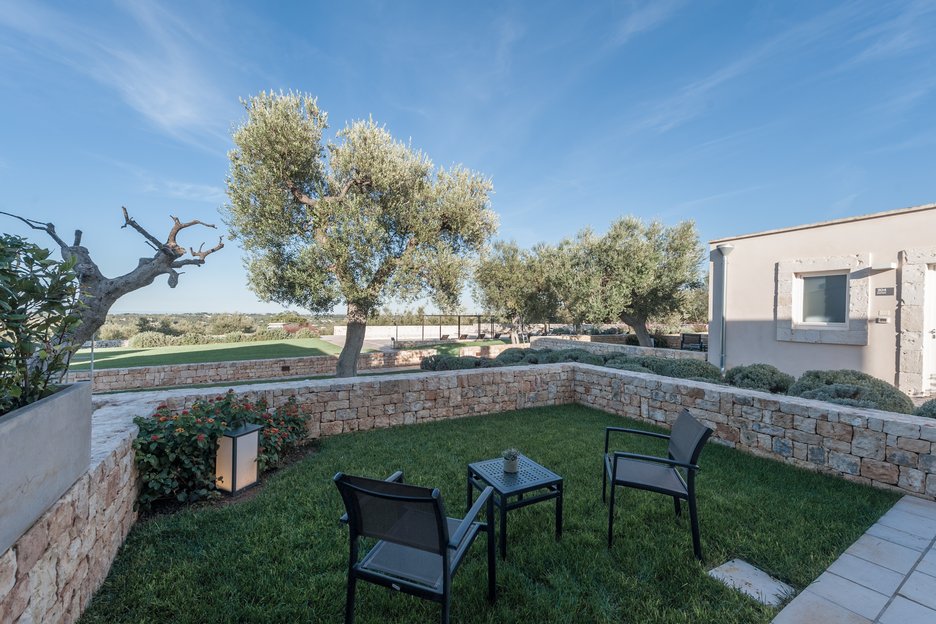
[69,338,344,370]
[80,405,898,624]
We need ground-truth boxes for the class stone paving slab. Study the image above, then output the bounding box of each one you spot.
[708,559,793,606]
[772,496,936,623]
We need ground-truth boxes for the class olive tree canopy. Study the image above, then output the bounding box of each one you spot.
[553,217,703,345]
[223,92,497,376]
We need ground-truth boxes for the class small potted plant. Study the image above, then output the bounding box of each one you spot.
[502,448,520,473]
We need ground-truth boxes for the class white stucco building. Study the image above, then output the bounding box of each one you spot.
[708,203,936,396]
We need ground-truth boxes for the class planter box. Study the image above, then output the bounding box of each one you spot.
[0,382,91,554]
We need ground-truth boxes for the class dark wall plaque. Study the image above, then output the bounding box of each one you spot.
[875,287,894,296]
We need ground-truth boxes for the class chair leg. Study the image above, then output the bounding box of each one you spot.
[607,484,616,548]
[344,573,356,624]
[602,457,607,503]
[441,596,451,624]
[487,503,496,603]
[688,494,702,561]
[673,497,681,517]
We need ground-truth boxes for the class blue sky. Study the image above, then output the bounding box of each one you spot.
[1,1,934,313]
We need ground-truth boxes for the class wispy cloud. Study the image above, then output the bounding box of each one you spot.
[674,185,768,210]
[98,156,225,204]
[848,0,936,65]
[623,3,871,134]
[0,0,234,149]
[611,0,684,47]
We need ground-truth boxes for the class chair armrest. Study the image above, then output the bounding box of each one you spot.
[339,470,405,524]
[449,486,493,548]
[604,426,670,453]
[612,451,699,471]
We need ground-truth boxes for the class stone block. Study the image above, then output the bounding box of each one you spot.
[885,447,918,468]
[852,430,885,460]
[773,438,793,457]
[898,467,925,493]
[0,548,15,599]
[829,452,861,475]
[898,437,930,453]
[13,518,49,579]
[817,420,853,442]
[883,421,921,438]
[860,458,898,484]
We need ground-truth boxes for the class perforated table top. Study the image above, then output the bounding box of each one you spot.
[468,455,562,495]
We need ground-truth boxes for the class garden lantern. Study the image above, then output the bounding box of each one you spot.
[215,423,263,493]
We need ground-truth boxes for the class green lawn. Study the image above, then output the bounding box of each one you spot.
[69,338,344,370]
[80,405,897,624]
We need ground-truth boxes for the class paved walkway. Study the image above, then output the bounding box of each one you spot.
[773,496,936,623]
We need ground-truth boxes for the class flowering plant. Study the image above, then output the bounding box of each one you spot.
[133,391,306,511]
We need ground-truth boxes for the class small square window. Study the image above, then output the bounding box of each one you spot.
[801,274,847,324]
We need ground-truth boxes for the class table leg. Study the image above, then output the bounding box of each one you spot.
[499,493,508,559]
[555,481,563,540]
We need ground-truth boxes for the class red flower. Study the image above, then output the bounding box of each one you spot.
[181,410,189,415]
[196,433,206,442]
[151,434,159,441]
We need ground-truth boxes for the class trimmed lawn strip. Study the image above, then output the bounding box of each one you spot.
[69,338,344,370]
[80,405,898,624]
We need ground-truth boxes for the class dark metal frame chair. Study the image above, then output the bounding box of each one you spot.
[334,471,496,624]
[602,410,713,560]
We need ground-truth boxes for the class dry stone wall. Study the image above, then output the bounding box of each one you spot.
[0,426,137,624]
[572,364,936,498]
[531,336,706,360]
[66,349,435,393]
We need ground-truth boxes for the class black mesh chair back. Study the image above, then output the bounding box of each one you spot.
[667,410,712,466]
[335,474,448,555]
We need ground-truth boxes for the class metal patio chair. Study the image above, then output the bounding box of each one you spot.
[602,409,713,560]
[334,471,496,624]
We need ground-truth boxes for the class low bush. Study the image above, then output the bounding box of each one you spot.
[420,354,444,371]
[541,348,604,366]
[603,358,653,374]
[913,399,936,419]
[293,327,320,339]
[177,333,212,346]
[789,370,914,414]
[624,334,641,346]
[495,348,532,364]
[659,358,723,381]
[128,331,179,348]
[98,322,130,341]
[725,364,795,394]
[435,356,483,370]
[133,391,306,511]
[797,384,881,410]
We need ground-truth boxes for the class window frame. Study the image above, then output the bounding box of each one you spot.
[792,269,850,329]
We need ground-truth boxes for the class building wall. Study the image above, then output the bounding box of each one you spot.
[708,205,936,394]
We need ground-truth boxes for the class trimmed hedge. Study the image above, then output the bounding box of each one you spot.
[725,364,795,394]
[789,370,914,414]
[913,399,936,419]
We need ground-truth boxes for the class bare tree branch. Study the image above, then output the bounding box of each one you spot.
[121,206,163,252]
[188,237,225,261]
[0,210,69,248]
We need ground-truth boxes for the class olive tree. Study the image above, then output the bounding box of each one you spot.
[224,92,497,376]
[474,242,560,342]
[553,217,703,346]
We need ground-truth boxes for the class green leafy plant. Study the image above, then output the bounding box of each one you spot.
[0,235,80,415]
[913,399,936,419]
[725,364,795,394]
[133,391,307,511]
[501,448,519,461]
[789,370,913,414]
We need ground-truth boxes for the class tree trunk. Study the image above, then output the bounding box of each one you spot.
[621,314,653,347]
[336,304,367,377]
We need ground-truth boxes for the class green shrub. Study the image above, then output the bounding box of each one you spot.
[495,348,532,364]
[628,356,670,375]
[98,322,130,341]
[434,356,482,370]
[209,314,255,335]
[623,334,640,346]
[789,370,913,414]
[420,354,443,371]
[725,364,794,394]
[541,348,604,366]
[133,392,306,511]
[797,384,880,410]
[658,358,722,381]
[913,399,936,419]
[604,358,654,374]
[293,327,320,339]
[128,331,179,348]
[177,333,212,346]
[0,235,80,415]
[251,328,291,341]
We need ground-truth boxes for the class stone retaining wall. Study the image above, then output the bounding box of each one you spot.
[0,417,138,624]
[531,336,707,360]
[572,364,936,498]
[160,365,574,439]
[66,349,435,393]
